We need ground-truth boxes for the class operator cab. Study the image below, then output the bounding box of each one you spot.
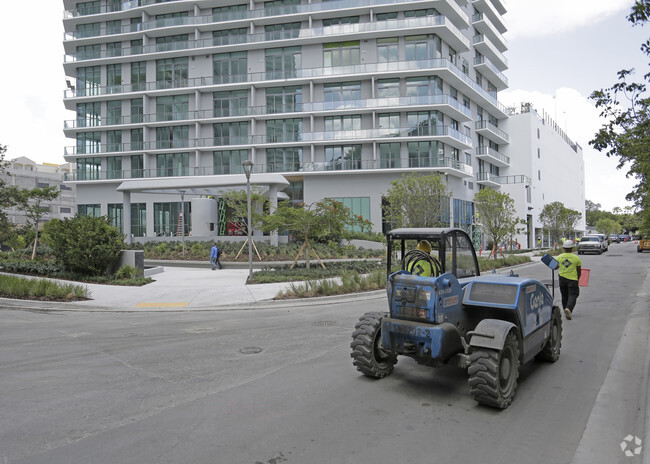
[386,228,480,280]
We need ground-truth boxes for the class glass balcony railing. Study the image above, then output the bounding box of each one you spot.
[475,120,509,143]
[65,156,472,181]
[473,56,508,87]
[476,146,510,166]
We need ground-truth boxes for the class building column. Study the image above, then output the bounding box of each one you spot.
[268,185,278,246]
[122,191,132,245]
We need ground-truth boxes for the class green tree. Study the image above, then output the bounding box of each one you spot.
[473,189,519,259]
[0,144,22,244]
[220,186,267,236]
[16,186,60,260]
[262,199,370,269]
[590,0,650,236]
[596,218,621,235]
[43,215,124,276]
[383,173,450,228]
[539,202,581,248]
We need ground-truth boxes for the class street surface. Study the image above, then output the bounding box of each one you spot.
[1,242,648,464]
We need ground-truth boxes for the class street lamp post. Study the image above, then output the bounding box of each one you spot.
[180,190,186,256]
[241,160,254,283]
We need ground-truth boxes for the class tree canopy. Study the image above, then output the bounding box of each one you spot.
[383,173,450,228]
[473,189,519,258]
[590,0,650,236]
[539,202,581,247]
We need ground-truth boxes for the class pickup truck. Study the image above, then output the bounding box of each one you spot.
[578,235,603,255]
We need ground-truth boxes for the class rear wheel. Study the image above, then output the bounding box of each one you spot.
[536,306,562,362]
[351,312,397,378]
[468,331,520,409]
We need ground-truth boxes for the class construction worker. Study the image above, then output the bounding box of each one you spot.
[407,240,436,277]
[557,240,582,320]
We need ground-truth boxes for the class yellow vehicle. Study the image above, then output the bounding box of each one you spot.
[638,238,650,253]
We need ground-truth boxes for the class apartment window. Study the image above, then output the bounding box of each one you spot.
[77,1,100,16]
[376,12,398,20]
[76,22,100,39]
[537,128,540,138]
[405,76,442,96]
[214,122,248,145]
[266,119,302,143]
[76,132,101,155]
[212,4,247,20]
[450,86,458,101]
[108,204,123,234]
[156,34,189,52]
[325,145,361,170]
[107,64,122,93]
[154,202,190,236]
[213,28,247,46]
[131,154,143,177]
[156,95,189,121]
[380,143,401,168]
[76,66,100,96]
[78,204,101,217]
[156,58,189,89]
[77,157,101,180]
[106,156,122,179]
[538,148,541,158]
[377,38,399,63]
[107,42,122,57]
[324,115,361,132]
[407,111,442,135]
[60,207,72,214]
[106,100,122,125]
[76,44,100,60]
[107,0,121,12]
[331,197,370,230]
[130,98,143,123]
[266,147,302,172]
[213,52,247,84]
[538,170,541,180]
[408,141,443,167]
[405,35,441,60]
[324,82,360,104]
[266,86,302,113]
[106,20,121,35]
[404,8,440,18]
[265,47,301,79]
[323,41,360,67]
[130,18,142,33]
[264,0,300,15]
[156,153,189,177]
[476,71,483,87]
[378,113,401,133]
[265,23,301,41]
[463,95,470,109]
[285,180,304,205]
[131,61,146,91]
[130,39,143,54]
[377,78,400,98]
[131,203,146,237]
[214,90,249,117]
[156,126,189,149]
[213,150,248,174]
[462,59,470,75]
[155,11,189,24]
[107,131,122,152]
[76,102,101,127]
[323,17,359,26]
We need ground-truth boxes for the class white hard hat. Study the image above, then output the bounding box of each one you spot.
[563,240,574,248]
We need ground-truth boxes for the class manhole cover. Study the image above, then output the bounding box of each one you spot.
[239,346,263,354]
[312,321,339,327]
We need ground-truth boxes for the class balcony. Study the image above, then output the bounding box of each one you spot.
[476,172,501,187]
[472,12,507,52]
[475,120,509,144]
[473,34,508,71]
[471,0,507,34]
[473,56,508,90]
[476,146,510,167]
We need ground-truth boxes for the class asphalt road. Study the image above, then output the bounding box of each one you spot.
[1,242,648,464]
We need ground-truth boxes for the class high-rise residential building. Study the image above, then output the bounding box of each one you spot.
[64,0,575,246]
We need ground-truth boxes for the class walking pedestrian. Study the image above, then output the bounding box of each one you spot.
[210,242,223,270]
[557,240,582,320]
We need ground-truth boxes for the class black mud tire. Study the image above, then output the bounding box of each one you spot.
[536,306,562,362]
[468,331,520,409]
[350,312,397,379]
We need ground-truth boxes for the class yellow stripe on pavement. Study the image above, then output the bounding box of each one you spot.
[135,302,189,308]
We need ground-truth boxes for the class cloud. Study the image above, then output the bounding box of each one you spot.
[505,0,635,39]
[500,87,638,212]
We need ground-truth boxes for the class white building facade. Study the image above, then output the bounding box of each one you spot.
[61,0,584,246]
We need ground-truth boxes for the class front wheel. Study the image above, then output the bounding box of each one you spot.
[536,306,562,362]
[350,312,397,378]
[468,331,520,409]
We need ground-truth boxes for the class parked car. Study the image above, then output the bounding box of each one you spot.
[595,234,609,251]
[578,235,604,255]
[609,234,620,243]
[619,234,629,242]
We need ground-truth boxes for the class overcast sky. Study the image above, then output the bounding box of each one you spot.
[0,0,647,212]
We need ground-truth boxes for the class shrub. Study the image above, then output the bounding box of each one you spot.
[115,265,138,280]
[43,216,124,277]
